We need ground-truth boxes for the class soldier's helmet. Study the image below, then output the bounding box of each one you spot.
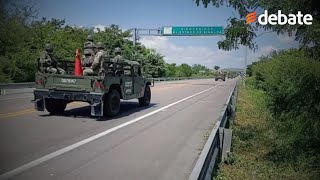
[114,47,121,54]
[84,43,94,49]
[45,43,53,52]
[87,34,94,41]
[95,42,105,49]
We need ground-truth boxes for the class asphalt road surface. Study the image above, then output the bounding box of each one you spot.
[0,78,237,180]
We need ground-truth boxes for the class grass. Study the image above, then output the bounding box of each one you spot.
[215,83,317,180]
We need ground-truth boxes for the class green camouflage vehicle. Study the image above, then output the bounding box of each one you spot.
[33,59,153,117]
[215,71,226,81]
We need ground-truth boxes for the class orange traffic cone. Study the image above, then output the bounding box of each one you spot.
[74,48,83,76]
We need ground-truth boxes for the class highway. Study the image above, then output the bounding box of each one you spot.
[0,79,237,180]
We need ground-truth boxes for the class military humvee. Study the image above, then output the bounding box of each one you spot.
[33,59,153,117]
[215,71,226,81]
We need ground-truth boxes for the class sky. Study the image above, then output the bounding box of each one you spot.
[34,0,299,69]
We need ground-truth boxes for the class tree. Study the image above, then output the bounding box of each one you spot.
[0,1,167,82]
[194,0,320,51]
[165,63,177,77]
[191,64,211,76]
[176,63,193,77]
[0,1,38,82]
[142,49,166,77]
[214,65,220,70]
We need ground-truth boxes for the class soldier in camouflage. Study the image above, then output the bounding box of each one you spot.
[39,43,65,74]
[83,42,107,76]
[111,47,126,63]
[83,34,95,48]
[82,43,95,67]
[82,35,95,67]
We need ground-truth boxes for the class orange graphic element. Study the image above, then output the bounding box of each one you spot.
[246,11,257,24]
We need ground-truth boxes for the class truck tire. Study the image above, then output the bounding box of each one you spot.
[104,89,121,117]
[45,99,67,114]
[139,85,151,106]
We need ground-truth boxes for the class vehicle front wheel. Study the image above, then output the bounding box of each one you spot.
[104,89,121,117]
[45,99,67,114]
[139,85,151,106]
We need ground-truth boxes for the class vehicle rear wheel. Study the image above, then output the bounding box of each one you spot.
[45,99,67,114]
[139,85,151,106]
[104,89,121,117]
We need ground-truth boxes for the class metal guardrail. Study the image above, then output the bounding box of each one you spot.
[152,76,212,82]
[189,78,240,180]
[0,77,213,95]
[0,82,36,90]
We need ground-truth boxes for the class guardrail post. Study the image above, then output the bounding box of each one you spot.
[221,129,232,163]
[219,127,224,151]
[230,95,236,117]
[0,89,5,95]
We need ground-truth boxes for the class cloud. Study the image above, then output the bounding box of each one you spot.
[140,35,297,68]
[247,45,278,64]
[140,36,244,68]
[70,25,84,29]
[93,24,106,33]
[92,24,295,69]
[277,32,296,44]
[93,25,129,34]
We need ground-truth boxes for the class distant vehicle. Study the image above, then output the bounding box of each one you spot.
[33,59,153,117]
[215,71,226,81]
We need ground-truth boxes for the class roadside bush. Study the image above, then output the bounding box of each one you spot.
[251,49,320,165]
[217,82,319,179]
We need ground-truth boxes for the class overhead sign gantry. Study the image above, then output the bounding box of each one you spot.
[162,26,224,36]
[131,26,224,44]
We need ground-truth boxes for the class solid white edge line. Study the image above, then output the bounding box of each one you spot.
[0,81,228,180]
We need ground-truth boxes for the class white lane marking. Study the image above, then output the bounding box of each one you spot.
[0,81,228,180]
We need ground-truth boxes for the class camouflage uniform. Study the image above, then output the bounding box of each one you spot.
[111,47,125,63]
[112,55,126,63]
[82,43,95,67]
[83,35,95,49]
[39,44,65,74]
[83,42,106,75]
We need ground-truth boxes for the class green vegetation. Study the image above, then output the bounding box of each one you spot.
[217,49,320,179]
[192,1,320,178]
[217,82,318,179]
[250,50,320,160]
[165,63,221,78]
[0,1,218,83]
[0,1,167,82]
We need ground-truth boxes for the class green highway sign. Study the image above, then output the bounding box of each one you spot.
[162,26,224,36]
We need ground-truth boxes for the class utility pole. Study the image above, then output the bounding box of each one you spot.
[243,25,249,86]
[132,28,137,45]
[130,28,162,45]
[130,28,162,59]
[243,45,248,86]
